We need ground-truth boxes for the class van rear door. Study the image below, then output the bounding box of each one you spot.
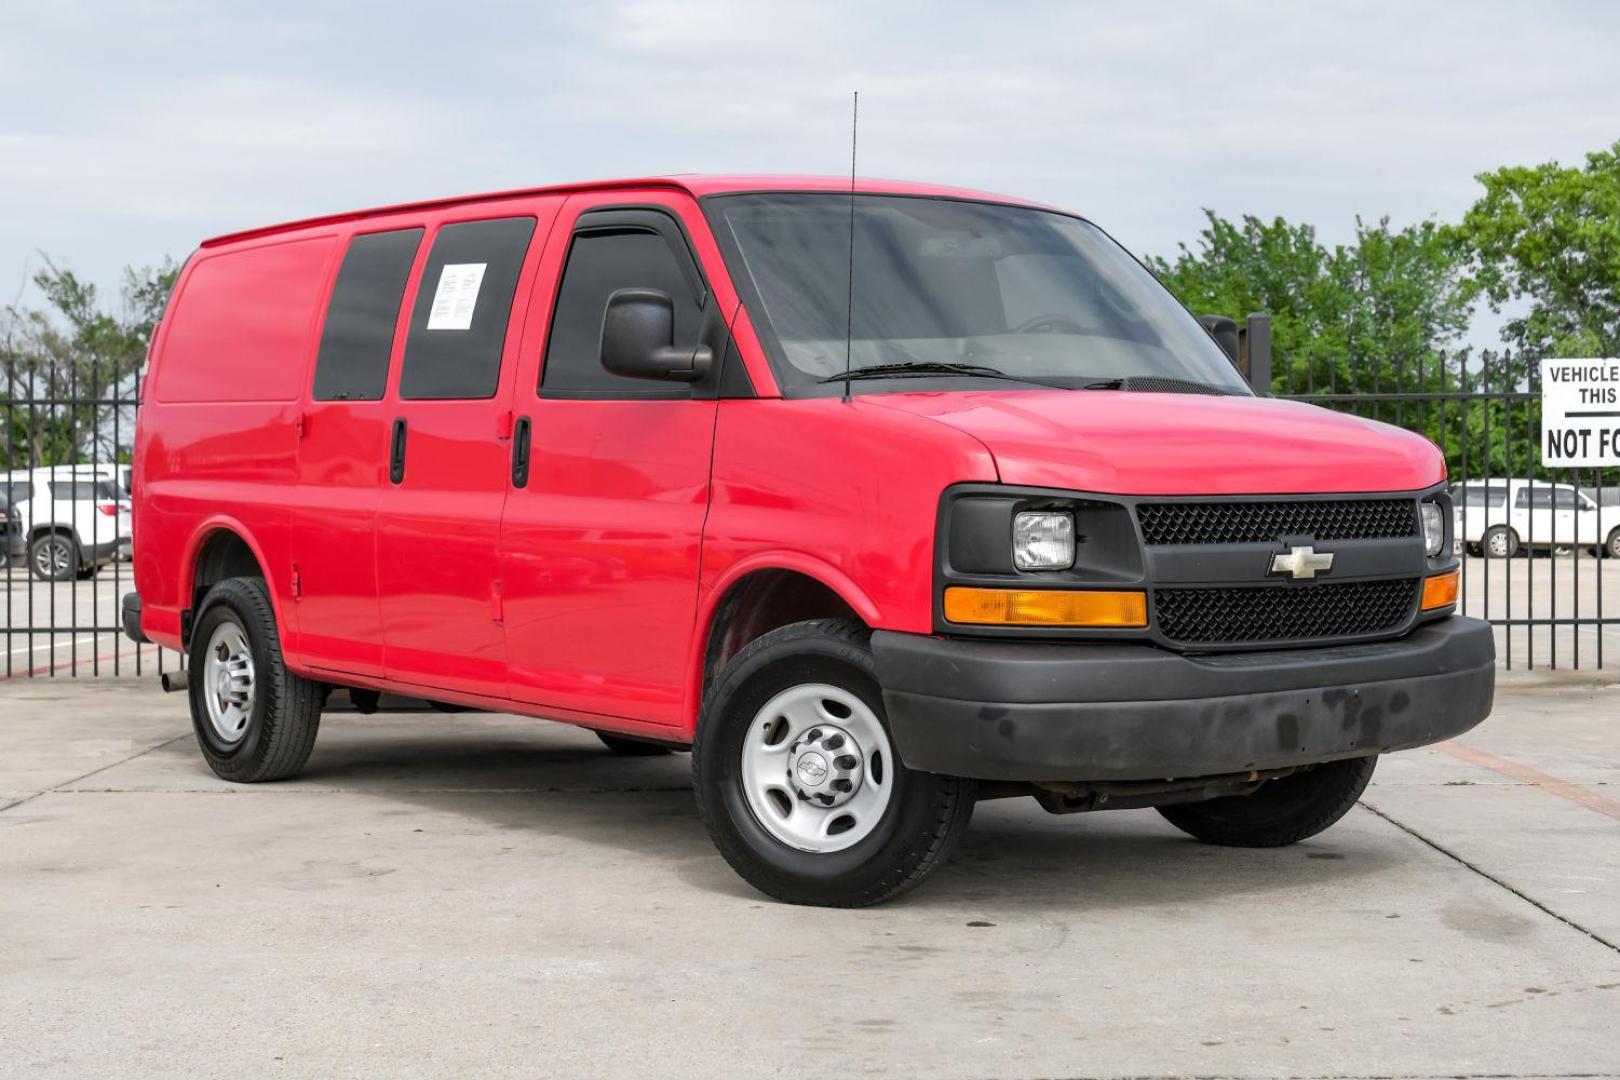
[374,207,555,697]
[293,226,424,677]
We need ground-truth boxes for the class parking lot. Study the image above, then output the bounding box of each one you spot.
[2,667,1617,1078]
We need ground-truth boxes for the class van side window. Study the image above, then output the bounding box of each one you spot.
[399,217,537,400]
[541,227,702,395]
[313,228,423,401]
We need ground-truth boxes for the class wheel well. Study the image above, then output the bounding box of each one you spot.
[701,569,862,707]
[28,524,77,544]
[191,529,264,614]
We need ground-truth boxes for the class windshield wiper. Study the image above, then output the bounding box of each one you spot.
[819,362,1063,388]
[1081,378,1124,390]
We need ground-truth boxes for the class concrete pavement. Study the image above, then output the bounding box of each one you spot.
[2,674,1618,1078]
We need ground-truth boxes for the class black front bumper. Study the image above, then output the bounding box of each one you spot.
[873,617,1495,782]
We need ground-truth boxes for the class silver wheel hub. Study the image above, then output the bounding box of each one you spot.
[787,725,863,808]
[202,622,255,745]
[36,539,70,575]
[740,683,894,854]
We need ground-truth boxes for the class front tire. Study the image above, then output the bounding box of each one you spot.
[187,576,322,783]
[1157,755,1376,847]
[693,619,975,907]
[1608,527,1620,560]
[1483,525,1519,559]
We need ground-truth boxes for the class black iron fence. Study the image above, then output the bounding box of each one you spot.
[1271,330,1619,671]
[2,340,1616,677]
[2,361,181,679]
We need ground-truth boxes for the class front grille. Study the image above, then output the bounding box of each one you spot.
[1154,578,1419,645]
[1137,499,1417,546]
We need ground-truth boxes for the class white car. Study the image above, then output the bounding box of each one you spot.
[0,465,134,581]
[1453,479,1620,559]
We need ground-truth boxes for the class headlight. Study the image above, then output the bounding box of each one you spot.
[1013,511,1075,570]
[1420,499,1444,557]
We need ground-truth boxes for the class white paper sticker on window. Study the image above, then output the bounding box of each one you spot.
[426,263,487,330]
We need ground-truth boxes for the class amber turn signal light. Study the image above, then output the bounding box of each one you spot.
[943,587,1148,628]
[1421,570,1460,611]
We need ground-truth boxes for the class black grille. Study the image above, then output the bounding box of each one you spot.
[1137,499,1417,545]
[1154,578,1419,645]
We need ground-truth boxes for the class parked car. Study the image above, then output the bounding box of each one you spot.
[0,490,12,570]
[124,175,1494,906]
[1,466,133,581]
[1453,479,1620,559]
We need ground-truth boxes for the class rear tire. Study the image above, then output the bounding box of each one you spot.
[693,619,975,907]
[1157,755,1376,847]
[187,576,322,783]
[596,731,673,756]
[29,533,77,582]
[1608,527,1620,560]
[1483,525,1519,559]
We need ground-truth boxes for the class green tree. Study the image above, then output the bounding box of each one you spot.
[1458,140,1620,364]
[1,258,176,470]
[1151,211,1472,396]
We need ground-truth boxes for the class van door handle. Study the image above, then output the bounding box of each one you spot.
[389,418,408,484]
[511,416,532,488]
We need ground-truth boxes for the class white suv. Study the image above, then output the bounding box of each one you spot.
[1454,479,1620,559]
[1,466,133,581]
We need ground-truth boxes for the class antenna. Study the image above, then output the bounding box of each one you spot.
[842,90,859,404]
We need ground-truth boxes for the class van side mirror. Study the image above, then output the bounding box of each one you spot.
[1198,314,1239,364]
[600,288,712,382]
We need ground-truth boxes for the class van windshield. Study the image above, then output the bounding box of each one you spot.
[709,194,1250,395]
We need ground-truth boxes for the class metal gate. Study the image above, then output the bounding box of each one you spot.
[2,362,181,679]
[3,343,1616,677]
[1270,330,1618,670]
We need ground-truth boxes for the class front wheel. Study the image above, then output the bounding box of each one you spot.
[693,619,975,907]
[1157,755,1376,847]
[1483,525,1520,559]
[1608,527,1620,560]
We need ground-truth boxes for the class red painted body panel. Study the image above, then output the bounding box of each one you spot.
[132,174,1448,748]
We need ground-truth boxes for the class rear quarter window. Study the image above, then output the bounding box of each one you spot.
[154,235,337,403]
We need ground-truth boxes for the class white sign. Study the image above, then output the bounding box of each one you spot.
[1541,358,1620,467]
[426,263,487,330]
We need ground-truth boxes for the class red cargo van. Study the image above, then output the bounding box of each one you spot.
[125,175,1493,906]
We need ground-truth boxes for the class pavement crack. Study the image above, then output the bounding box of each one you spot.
[1359,798,1620,955]
[0,733,190,815]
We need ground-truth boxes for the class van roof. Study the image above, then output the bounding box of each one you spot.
[199,175,1052,250]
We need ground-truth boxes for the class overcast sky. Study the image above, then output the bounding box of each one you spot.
[3,0,1617,321]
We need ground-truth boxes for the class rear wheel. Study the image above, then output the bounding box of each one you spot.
[1483,525,1519,559]
[1157,755,1376,847]
[694,619,975,907]
[29,533,76,581]
[1608,527,1620,560]
[188,576,323,783]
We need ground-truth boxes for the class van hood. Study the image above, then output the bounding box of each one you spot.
[865,389,1444,496]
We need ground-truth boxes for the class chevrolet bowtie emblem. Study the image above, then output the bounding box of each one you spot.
[1270,544,1334,580]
